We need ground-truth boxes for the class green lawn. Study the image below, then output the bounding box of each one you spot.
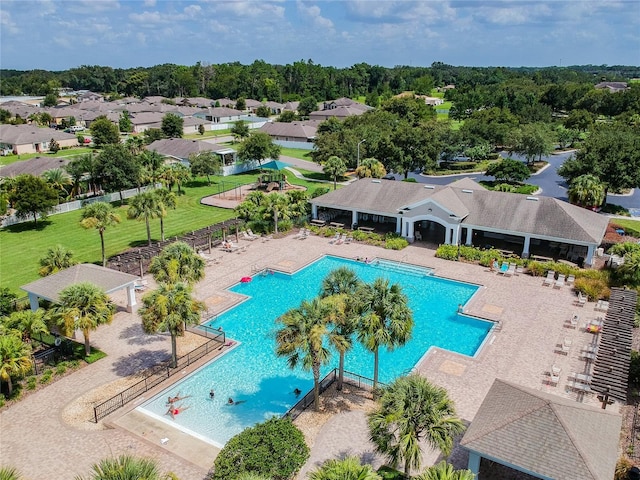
[279,147,315,161]
[183,129,231,139]
[0,148,94,166]
[0,169,331,295]
[610,218,640,237]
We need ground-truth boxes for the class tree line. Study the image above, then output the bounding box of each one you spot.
[2,61,639,101]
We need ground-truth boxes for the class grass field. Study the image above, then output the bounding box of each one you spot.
[610,218,640,237]
[0,148,93,167]
[0,169,331,295]
[183,129,231,139]
[279,147,315,161]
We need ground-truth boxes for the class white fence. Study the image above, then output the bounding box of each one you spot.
[1,185,158,227]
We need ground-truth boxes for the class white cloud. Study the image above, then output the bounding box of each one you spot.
[184,4,202,17]
[73,0,121,14]
[0,9,19,35]
[143,0,156,6]
[297,2,334,29]
[129,10,171,25]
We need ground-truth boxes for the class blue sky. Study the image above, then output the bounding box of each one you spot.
[1,0,639,71]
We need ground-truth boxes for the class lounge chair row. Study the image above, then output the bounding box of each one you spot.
[543,271,576,288]
[329,233,352,245]
[496,262,519,276]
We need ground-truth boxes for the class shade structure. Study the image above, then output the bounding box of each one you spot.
[261,160,291,170]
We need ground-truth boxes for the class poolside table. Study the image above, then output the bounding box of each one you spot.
[358,226,374,232]
[310,219,326,226]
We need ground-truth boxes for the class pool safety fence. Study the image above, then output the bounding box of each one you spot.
[284,369,384,421]
[92,336,224,423]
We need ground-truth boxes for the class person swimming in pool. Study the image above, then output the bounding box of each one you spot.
[209,389,215,399]
[293,388,301,397]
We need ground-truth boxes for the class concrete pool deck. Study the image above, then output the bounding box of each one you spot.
[0,232,613,479]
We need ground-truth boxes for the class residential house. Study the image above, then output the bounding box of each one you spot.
[594,82,629,93]
[264,101,284,115]
[147,138,236,167]
[0,124,78,155]
[193,107,244,124]
[259,121,317,146]
[130,112,165,133]
[76,91,104,103]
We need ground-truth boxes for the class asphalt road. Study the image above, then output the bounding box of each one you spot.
[390,151,639,215]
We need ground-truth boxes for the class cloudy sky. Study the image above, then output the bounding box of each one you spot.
[1,0,639,71]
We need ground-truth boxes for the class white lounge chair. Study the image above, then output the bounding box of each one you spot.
[246,229,260,239]
[571,372,592,384]
[567,314,578,328]
[575,291,587,306]
[566,274,575,285]
[504,264,516,277]
[557,337,572,354]
[551,364,562,375]
[543,270,555,286]
[553,274,566,288]
[549,371,560,385]
[328,233,340,244]
[595,299,609,312]
[242,230,258,241]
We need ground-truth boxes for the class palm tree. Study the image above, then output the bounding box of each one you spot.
[308,456,381,480]
[127,191,164,246]
[139,282,204,368]
[42,167,72,200]
[54,282,115,356]
[154,188,177,241]
[323,155,347,190]
[0,466,23,480]
[320,267,361,390]
[6,309,49,342]
[139,150,165,183]
[356,278,413,390]
[75,454,165,480]
[414,461,475,480]
[262,192,290,234]
[38,244,77,276]
[568,174,606,209]
[0,334,32,397]
[355,158,386,179]
[148,241,205,285]
[368,375,465,476]
[275,297,333,411]
[80,202,120,267]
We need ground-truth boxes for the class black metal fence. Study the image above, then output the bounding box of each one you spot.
[284,369,383,421]
[93,335,224,423]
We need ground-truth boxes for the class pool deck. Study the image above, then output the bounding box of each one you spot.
[0,232,614,479]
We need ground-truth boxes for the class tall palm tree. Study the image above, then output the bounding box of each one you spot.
[6,309,49,342]
[38,244,77,276]
[355,157,386,179]
[127,191,164,246]
[308,456,382,480]
[322,155,347,190]
[368,375,465,476]
[262,192,290,234]
[356,278,413,390]
[320,267,361,390]
[80,202,120,267]
[139,282,204,368]
[0,334,32,397]
[154,188,177,241]
[275,297,333,411]
[568,174,606,209]
[139,150,165,183]
[54,282,115,356]
[414,461,475,480]
[75,454,165,480]
[148,241,205,285]
[42,167,72,200]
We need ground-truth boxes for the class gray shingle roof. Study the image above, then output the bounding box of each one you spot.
[21,264,139,303]
[0,124,77,146]
[147,138,233,160]
[461,379,621,480]
[0,156,72,178]
[311,179,608,244]
[259,121,317,139]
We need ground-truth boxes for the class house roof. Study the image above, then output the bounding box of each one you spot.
[259,121,317,139]
[21,264,139,303]
[282,101,299,112]
[130,112,165,125]
[0,156,72,178]
[309,105,369,119]
[147,138,233,160]
[0,124,77,146]
[460,379,621,480]
[311,179,609,244]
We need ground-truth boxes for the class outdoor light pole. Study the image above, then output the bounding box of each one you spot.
[357,139,366,168]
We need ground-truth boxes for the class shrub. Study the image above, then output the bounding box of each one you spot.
[277,220,293,233]
[55,364,67,375]
[608,242,640,257]
[311,186,330,198]
[574,277,610,300]
[26,376,37,390]
[435,244,459,261]
[614,456,633,480]
[40,370,53,384]
[402,177,417,182]
[384,237,408,250]
[212,417,309,480]
[0,394,5,408]
[85,349,107,364]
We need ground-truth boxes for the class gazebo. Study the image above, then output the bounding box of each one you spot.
[460,379,621,480]
[21,264,140,312]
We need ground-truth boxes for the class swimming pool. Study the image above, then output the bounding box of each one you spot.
[137,256,491,447]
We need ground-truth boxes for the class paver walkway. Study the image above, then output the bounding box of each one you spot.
[0,233,614,479]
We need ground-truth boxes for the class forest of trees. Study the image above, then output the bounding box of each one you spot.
[1,61,639,102]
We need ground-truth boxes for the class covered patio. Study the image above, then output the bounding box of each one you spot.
[21,264,140,312]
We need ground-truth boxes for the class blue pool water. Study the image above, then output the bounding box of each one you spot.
[137,256,490,446]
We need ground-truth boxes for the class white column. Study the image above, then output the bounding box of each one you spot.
[396,217,402,234]
[466,227,473,245]
[453,225,461,245]
[407,220,415,240]
[444,227,451,245]
[126,285,137,313]
[522,236,531,258]
[312,204,317,218]
[352,210,358,227]
[467,452,481,479]
[28,293,39,312]
[585,245,595,267]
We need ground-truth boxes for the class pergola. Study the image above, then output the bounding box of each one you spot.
[21,264,140,312]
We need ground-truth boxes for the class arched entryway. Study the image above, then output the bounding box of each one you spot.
[413,220,446,244]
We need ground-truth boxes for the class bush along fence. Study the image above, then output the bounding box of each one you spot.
[93,331,225,422]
